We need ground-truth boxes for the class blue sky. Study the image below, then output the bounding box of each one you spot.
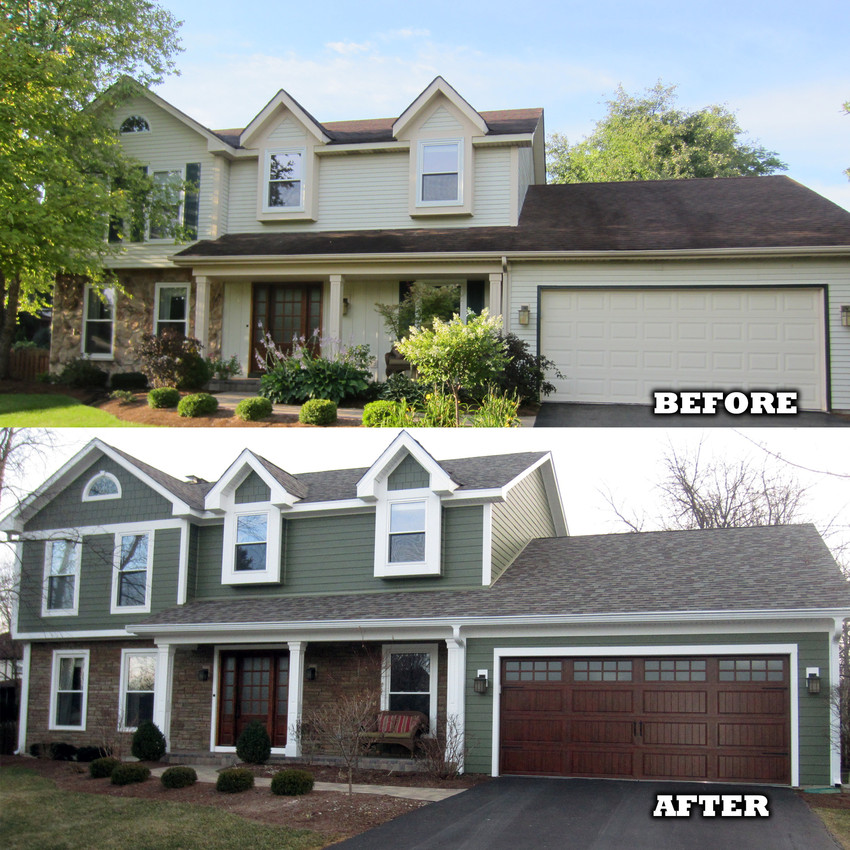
[155,0,850,209]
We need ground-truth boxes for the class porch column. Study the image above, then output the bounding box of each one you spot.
[445,630,467,774]
[285,641,306,758]
[153,643,176,752]
[488,272,503,320]
[16,642,31,754]
[328,274,344,355]
[194,276,211,352]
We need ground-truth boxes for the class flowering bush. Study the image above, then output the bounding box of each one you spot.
[135,329,212,389]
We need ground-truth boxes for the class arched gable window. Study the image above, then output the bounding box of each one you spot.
[120,115,150,134]
[82,471,122,502]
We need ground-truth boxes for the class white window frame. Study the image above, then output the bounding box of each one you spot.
[41,539,81,617]
[49,649,90,731]
[82,471,122,502]
[110,530,154,615]
[416,139,463,208]
[148,169,184,241]
[154,282,190,337]
[119,115,150,134]
[381,643,439,735]
[81,285,115,360]
[221,504,283,585]
[374,491,442,578]
[262,148,306,213]
[118,649,157,732]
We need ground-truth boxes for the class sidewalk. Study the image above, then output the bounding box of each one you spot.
[149,764,463,802]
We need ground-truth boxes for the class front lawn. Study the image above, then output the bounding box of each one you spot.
[0,394,142,427]
[0,767,324,850]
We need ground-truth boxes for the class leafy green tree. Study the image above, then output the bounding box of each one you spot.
[547,82,786,184]
[0,0,183,377]
[395,311,509,426]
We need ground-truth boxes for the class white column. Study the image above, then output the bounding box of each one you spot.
[153,643,176,752]
[488,272,503,320]
[445,630,467,774]
[285,641,306,758]
[194,276,211,352]
[328,274,344,355]
[16,642,31,754]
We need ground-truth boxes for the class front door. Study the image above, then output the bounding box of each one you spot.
[217,651,290,748]
[251,283,322,369]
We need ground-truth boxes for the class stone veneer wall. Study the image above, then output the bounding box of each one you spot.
[169,646,215,752]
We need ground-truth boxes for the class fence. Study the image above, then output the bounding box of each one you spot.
[7,348,49,381]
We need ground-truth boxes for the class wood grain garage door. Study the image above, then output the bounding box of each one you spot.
[499,656,790,784]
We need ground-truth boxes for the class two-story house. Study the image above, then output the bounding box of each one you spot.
[5,431,850,785]
[48,77,850,411]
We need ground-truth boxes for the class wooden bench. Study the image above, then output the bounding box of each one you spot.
[362,710,427,756]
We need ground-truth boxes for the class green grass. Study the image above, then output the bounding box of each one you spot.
[0,767,326,850]
[0,394,141,427]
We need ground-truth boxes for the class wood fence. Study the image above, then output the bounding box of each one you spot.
[7,348,50,381]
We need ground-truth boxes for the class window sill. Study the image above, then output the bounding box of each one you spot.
[375,562,441,578]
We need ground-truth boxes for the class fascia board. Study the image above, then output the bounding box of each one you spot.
[472,133,534,147]
[316,141,410,156]
[499,453,569,537]
[204,450,297,510]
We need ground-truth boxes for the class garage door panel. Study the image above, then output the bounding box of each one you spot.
[502,718,564,743]
[643,753,708,779]
[571,720,634,744]
[643,721,707,746]
[718,755,788,783]
[718,691,787,715]
[572,690,634,713]
[643,690,707,714]
[718,722,787,749]
[502,687,564,713]
[501,747,564,775]
[570,750,634,776]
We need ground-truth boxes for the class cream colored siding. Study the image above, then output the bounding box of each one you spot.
[517,147,535,216]
[211,158,231,240]
[226,160,261,233]
[220,281,252,369]
[340,280,398,376]
[421,106,464,133]
[267,117,309,146]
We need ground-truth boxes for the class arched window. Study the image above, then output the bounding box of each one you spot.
[82,471,122,501]
[120,115,150,134]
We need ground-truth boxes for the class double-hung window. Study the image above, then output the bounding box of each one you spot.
[418,140,462,205]
[382,644,438,733]
[222,507,282,585]
[235,514,268,572]
[149,170,183,239]
[82,286,115,359]
[264,150,304,211]
[155,283,189,337]
[111,532,152,613]
[375,493,441,578]
[119,650,156,730]
[43,540,80,616]
[388,502,426,563]
[50,650,89,730]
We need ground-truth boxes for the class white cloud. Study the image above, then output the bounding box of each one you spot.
[325,40,373,55]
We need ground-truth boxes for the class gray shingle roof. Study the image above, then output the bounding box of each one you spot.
[136,525,850,631]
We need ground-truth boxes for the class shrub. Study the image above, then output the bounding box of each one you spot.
[496,333,563,403]
[471,390,521,427]
[135,329,211,390]
[259,357,305,405]
[131,721,167,762]
[58,358,109,389]
[75,745,109,763]
[271,769,314,796]
[235,720,271,764]
[109,389,135,404]
[208,354,241,380]
[377,372,428,406]
[160,766,198,789]
[148,387,181,408]
[299,399,337,426]
[110,371,149,391]
[50,742,78,761]
[216,767,255,793]
[111,763,151,785]
[235,396,273,421]
[89,757,121,778]
[362,399,403,427]
[177,392,219,418]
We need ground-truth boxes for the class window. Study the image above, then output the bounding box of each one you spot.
[417,140,461,205]
[375,493,441,578]
[111,532,152,613]
[264,150,304,211]
[155,284,189,337]
[120,115,150,134]
[504,660,563,682]
[235,514,267,572]
[43,540,80,616]
[50,651,89,730]
[149,170,183,239]
[718,658,785,682]
[222,505,282,585]
[382,644,438,732]
[388,502,426,562]
[119,650,156,730]
[645,659,707,682]
[573,659,633,682]
[82,286,115,359]
[82,471,121,501]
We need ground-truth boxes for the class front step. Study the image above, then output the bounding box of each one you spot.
[207,378,262,393]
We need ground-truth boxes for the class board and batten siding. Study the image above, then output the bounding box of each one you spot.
[490,467,557,583]
[190,505,484,600]
[463,630,832,784]
[509,257,850,410]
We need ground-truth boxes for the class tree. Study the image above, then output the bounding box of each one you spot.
[0,0,183,377]
[547,82,786,184]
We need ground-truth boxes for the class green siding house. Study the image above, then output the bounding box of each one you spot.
[4,432,849,786]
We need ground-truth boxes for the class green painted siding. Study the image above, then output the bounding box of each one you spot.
[491,467,556,582]
[235,471,270,504]
[24,456,174,531]
[190,505,484,599]
[388,454,430,490]
[463,631,833,784]
[17,528,182,633]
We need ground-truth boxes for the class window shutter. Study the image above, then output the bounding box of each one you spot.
[183,163,201,239]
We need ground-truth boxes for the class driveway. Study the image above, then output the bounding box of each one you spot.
[535,402,850,427]
[333,777,839,850]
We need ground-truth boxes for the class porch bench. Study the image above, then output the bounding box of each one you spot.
[362,710,427,756]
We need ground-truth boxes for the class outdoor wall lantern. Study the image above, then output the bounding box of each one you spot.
[197,668,210,682]
[342,297,350,316]
[518,305,531,326]
[305,666,318,682]
[842,305,850,327]
[806,667,821,695]
[473,670,489,694]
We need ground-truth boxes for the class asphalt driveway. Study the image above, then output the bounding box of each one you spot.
[333,777,840,850]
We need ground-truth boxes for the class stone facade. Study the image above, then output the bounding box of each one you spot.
[169,646,215,752]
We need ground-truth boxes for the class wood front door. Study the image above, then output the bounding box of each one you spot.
[217,652,290,748]
[252,283,322,368]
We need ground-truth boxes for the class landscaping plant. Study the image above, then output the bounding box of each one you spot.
[361,399,406,427]
[109,371,148,391]
[235,396,273,421]
[207,354,241,380]
[147,387,181,408]
[131,720,166,761]
[216,767,255,793]
[177,392,219,418]
[135,329,212,389]
[110,762,151,785]
[160,765,198,788]
[58,358,109,389]
[496,333,563,403]
[271,769,314,796]
[235,720,271,764]
[299,398,337,426]
[89,756,121,778]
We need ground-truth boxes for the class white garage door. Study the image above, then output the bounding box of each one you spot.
[540,288,827,410]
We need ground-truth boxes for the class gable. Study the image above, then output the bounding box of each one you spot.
[387,454,430,490]
[420,105,465,135]
[235,471,272,504]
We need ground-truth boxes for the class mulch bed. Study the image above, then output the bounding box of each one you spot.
[798,789,850,809]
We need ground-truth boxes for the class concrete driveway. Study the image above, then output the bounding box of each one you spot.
[333,777,840,850]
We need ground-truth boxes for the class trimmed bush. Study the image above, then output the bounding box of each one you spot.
[177,392,219,418]
[235,396,273,422]
[236,720,271,765]
[75,745,109,763]
[131,721,167,762]
[299,398,337,426]
[216,767,255,793]
[50,742,78,761]
[89,757,121,778]
[148,387,180,409]
[110,371,148,391]
[362,400,401,427]
[59,358,109,389]
[111,762,151,785]
[160,766,198,789]
[271,769,314,796]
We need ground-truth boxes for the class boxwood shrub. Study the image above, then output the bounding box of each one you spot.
[362,399,401,427]
[131,721,166,762]
[236,720,271,764]
[271,769,314,796]
[216,767,255,793]
[299,398,337,426]
[160,766,198,789]
[235,396,273,422]
[75,745,109,763]
[110,371,149,391]
[148,387,180,409]
[111,763,151,785]
[177,392,219,418]
[89,757,121,778]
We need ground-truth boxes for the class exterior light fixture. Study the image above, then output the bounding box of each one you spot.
[842,306,850,327]
[518,305,531,326]
[806,668,821,695]
[197,668,210,682]
[342,297,350,316]
[473,670,489,694]
[305,666,318,682]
